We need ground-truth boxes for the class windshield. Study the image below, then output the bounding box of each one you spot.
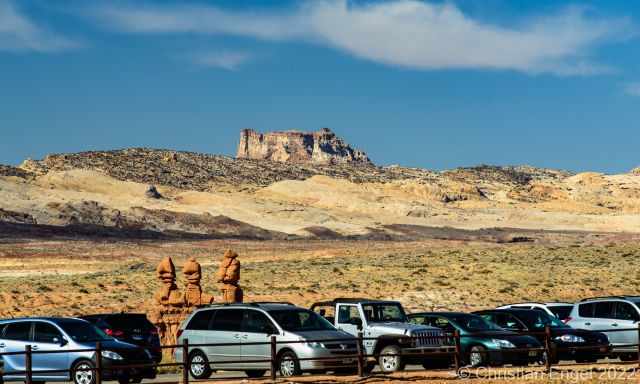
[518,311,568,329]
[268,309,336,332]
[57,319,113,342]
[362,303,407,323]
[450,315,503,332]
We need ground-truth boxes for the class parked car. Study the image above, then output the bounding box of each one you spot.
[497,302,575,323]
[567,296,640,361]
[474,309,610,363]
[310,298,455,372]
[408,312,542,367]
[0,317,156,384]
[80,314,161,363]
[175,302,358,378]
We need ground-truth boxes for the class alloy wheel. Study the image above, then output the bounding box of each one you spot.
[74,362,94,384]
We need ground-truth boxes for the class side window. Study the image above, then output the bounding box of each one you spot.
[210,309,243,332]
[3,322,32,341]
[496,314,524,330]
[408,316,425,325]
[615,302,640,321]
[34,322,62,343]
[594,302,615,319]
[243,310,276,334]
[478,314,495,324]
[337,306,361,324]
[434,318,454,331]
[579,303,595,318]
[187,310,216,330]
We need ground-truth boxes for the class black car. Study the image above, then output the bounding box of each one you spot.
[81,314,162,363]
[473,309,610,363]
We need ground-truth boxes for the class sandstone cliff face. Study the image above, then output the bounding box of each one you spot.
[236,128,371,165]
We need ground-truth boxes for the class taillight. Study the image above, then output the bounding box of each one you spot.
[563,317,572,324]
[105,329,125,337]
[176,329,184,338]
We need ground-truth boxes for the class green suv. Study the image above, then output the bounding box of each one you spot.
[408,312,542,367]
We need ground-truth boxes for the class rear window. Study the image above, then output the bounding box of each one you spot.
[102,314,154,331]
[549,305,573,319]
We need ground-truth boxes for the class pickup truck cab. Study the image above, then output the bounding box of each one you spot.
[311,298,454,372]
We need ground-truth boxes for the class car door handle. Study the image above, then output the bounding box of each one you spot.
[31,346,39,350]
[233,334,241,339]
[611,323,619,327]
[584,322,591,326]
[242,334,248,340]
[0,343,5,348]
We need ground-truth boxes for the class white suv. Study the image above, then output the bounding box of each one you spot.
[566,296,640,361]
[497,303,575,323]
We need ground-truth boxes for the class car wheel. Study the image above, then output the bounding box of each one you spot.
[244,370,266,378]
[378,345,404,373]
[278,350,301,377]
[117,379,130,384]
[468,345,487,367]
[188,350,212,379]
[72,360,96,384]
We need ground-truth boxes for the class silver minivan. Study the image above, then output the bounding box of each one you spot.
[567,296,640,360]
[0,318,156,384]
[175,303,358,378]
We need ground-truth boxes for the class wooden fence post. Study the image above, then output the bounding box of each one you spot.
[544,325,552,374]
[270,335,277,382]
[454,330,461,373]
[357,332,364,377]
[25,345,32,384]
[95,342,102,384]
[182,339,189,384]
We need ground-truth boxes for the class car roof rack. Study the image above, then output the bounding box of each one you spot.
[579,295,640,302]
[249,302,295,306]
[310,298,394,307]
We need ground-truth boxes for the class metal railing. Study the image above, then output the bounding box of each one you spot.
[1,324,639,383]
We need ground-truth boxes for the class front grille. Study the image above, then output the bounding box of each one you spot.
[325,343,357,350]
[412,330,447,347]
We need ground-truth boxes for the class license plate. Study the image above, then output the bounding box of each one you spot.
[528,351,538,357]
[342,358,355,364]
[600,347,608,352]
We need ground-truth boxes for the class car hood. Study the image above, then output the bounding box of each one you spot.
[291,329,356,342]
[464,330,541,347]
[75,339,153,360]
[368,322,440,335]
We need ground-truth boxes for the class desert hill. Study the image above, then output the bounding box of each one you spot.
[1,143,640,240]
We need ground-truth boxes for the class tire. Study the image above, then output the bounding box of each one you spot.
[188,350,212,380]
[117,379,130,384]
[576,357,597,364]
[278,350,302,377]
[468,345,487,367]
[71,360,95,384]
[378,345,405,373]
[245,370,266,378]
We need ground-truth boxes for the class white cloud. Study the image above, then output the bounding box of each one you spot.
[92,0,632,75]
[624,82,640,96]
[0,1,81,53]
[190,51,252,71]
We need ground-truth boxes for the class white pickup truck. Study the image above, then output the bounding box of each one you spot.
[311,298,454,372]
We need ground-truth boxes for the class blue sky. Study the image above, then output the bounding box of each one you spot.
[1,0,639,173]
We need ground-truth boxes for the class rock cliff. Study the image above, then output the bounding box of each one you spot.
[236,128,371,165]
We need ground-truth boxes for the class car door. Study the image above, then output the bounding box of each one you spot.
[207,309,243,369]
[240,310,277,369]
[591,301,618,343]
[185,309,217,345]
[613,302,640,348]
[572,302,596,330]
[31,321,69,380]
[0,321,32,379]
[335,305,363,336]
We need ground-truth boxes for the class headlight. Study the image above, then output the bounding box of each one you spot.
[307,341,325,349]
[101,350,124,360]
[555,334,585,343]
[491,339,516,349]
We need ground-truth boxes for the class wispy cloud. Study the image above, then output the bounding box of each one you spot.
[91,0,632,76]
[624,82,640,96]
[0,1,82,53]
[190,51,252,71]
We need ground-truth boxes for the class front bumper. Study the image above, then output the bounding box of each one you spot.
[556,343,611,360]
[486,348,542,366]
[402,346,456,364]
[101,359,157,380]
[297,346,359,371]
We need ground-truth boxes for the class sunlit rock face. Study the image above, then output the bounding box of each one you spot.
[236,128,371,165]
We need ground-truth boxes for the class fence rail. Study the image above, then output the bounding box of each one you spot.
[1,324,639,383]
